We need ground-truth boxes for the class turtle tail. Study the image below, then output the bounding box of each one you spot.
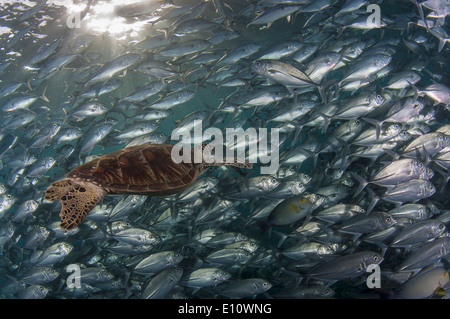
[45,179,106,230]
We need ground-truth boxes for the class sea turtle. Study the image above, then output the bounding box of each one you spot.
[44,143,252,230]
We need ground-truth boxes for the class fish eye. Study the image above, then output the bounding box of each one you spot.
[385,217,391,223]
[373,255,379,262]
[439,224,445,229]
[377,95,382,99]
[418,162,423,167]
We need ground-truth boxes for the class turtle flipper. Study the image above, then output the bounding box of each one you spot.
[44,179,76,201]
[58,181,106,230]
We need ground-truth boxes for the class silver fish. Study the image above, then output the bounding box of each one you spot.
[351,158,433,197]
[337,211,397,235]
[29,122,61,149]
[315,203,366,224]
[247,4,302,28]
[218,278,272,298]
[181,268,231,292]
[134,251,183,275]
[382,179,436,205]
[308,251,383,281]
[16,285,49,299]
[86,53,142,86]
[141,267,183,299]
[10,199,39,222]
[35,242,73,266]
[147,90,196,110]
[113,228,161,246]
[78,118,117,154]
[20,267,60,285]
[399,238,450,271]
[223,176,281,200]
[205,247,253,265]
[403,132,450,157]
[390,220,446,248]
[252,59,314,89]
[114,121,159,140]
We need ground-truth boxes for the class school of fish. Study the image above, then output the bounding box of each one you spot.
[0,0,449,299]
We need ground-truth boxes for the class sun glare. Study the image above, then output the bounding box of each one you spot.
[52,0,151,38]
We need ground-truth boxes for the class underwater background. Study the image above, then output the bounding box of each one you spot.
[0,0,449,299]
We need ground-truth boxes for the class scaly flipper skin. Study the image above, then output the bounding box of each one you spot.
[45,179,106,230]
[44,180,76,201]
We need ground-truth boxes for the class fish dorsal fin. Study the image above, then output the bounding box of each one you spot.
[58,181,106,230]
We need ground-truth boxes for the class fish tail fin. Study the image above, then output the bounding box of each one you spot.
[272,230,289,248]
[435,168,449,193]
[349,171,369,198]
[40,84,49,103]
[362,117,383,140]
[366,187,379,214]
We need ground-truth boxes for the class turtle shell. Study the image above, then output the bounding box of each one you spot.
[66,144,200,195]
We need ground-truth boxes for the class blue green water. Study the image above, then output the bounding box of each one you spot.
[0,0,449,300]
